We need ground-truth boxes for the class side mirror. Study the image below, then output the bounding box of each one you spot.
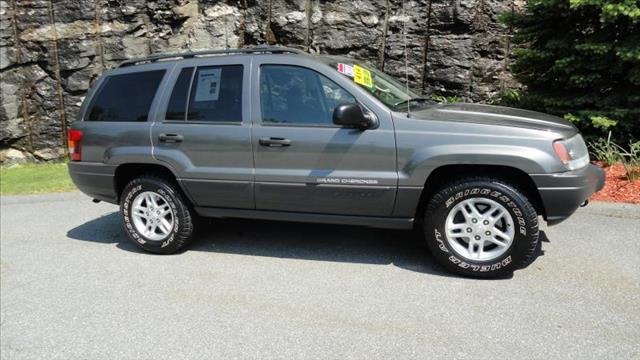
[332,103,375,129]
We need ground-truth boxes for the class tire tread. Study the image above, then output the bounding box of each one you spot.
[423,176,539,277]
[121,175,195,254]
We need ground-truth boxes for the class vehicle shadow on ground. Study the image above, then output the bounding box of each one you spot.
[67,212,549,279]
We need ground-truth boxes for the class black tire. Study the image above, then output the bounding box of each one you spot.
[120,175,196,254]
[423,177,539,278]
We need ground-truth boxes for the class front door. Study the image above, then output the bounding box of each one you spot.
[251,61,397,216]
[151,58,254,209]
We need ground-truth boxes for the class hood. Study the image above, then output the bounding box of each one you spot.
[411,103,577,133]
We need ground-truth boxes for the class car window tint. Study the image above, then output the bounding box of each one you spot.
[260,65,356,126]
[86,70,165,122]
[187,65,243,122]
[165,67,194,121]
[319,75,357,115]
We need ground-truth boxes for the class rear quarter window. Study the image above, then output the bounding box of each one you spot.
[86,70,165,122]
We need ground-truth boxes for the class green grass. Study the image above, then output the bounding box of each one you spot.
[0,163,76,195]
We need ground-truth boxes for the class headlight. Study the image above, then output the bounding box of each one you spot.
[553,134,590,170]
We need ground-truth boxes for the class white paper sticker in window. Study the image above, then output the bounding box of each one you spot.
[194,68,222,102]
[337,63,354,77]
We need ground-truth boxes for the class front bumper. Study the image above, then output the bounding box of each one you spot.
[531,164,605,225]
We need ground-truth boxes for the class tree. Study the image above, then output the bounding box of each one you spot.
[502,0,640,141]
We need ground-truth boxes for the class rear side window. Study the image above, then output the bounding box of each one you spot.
[186,65,243,122]
[86,70,165,122]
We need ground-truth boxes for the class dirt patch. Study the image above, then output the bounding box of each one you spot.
[591,163,640,204]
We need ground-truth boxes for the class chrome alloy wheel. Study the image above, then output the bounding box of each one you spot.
[444,197,515,261]
[131,191,174,241]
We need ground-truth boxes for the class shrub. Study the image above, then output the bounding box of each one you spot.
[619,141,640,181]
[588,132,621,166]
[589,133,640,181]
[495,89,522,107]
[431,94,463,104]
[502,0,640,142]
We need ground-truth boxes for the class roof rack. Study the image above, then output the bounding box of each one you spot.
[118,46,306,68]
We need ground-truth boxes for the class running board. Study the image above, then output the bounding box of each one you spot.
[194,207,414,230]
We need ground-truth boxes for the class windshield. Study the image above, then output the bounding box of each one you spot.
[326,59,429,111]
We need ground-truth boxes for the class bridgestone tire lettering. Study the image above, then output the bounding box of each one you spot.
[424,177,539,278]
[120,176,196,254]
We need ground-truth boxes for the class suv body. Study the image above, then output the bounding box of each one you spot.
[68,47,604,277]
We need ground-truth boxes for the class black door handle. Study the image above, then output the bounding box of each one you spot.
[259,137,291,147]
[159,133,183,143]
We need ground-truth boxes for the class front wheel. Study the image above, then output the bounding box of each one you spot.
[120,176,196,254]
[423,177,539,278]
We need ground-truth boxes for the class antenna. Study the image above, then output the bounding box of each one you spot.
[225,17,229,49]
[402,0,411,117]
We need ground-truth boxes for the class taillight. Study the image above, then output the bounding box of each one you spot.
[68,129,82,161]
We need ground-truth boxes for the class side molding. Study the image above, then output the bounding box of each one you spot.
[195,207,415,230]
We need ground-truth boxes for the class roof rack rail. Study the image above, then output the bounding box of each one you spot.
[118,46,306,68]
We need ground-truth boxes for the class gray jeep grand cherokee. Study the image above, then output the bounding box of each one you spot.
[68,47,604,277]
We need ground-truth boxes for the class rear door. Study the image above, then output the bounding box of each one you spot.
[250,57,397,216]
[151,56,254,209]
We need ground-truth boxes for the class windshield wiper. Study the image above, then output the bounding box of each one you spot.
[393,97,433,109]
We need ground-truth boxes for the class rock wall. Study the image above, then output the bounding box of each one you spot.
[0,0,522,162]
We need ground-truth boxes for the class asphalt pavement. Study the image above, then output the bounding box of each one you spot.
[1,191,639,359]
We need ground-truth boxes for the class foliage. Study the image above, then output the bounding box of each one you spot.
[619,141,640,181]
[588,132,640,181]
[431,94,463,103]
[588,133,621,165]
[502,0,640,141]
[0,163,75,195]
[494,89,522,107]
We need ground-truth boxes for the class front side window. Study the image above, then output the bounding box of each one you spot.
[86,70,165,122]
[260,65,356,126]
[186,65,243,122]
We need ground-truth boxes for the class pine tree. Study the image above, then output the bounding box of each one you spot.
[502,0,640,141]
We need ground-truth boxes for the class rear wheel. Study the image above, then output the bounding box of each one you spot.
[120,176,195,254]
[423,177,539,278]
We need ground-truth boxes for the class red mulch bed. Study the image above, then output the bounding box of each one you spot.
[590,162,640,204]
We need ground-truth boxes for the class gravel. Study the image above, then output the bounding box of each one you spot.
[1,192,639,359]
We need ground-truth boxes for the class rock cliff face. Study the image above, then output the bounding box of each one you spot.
[0,0,522,162]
